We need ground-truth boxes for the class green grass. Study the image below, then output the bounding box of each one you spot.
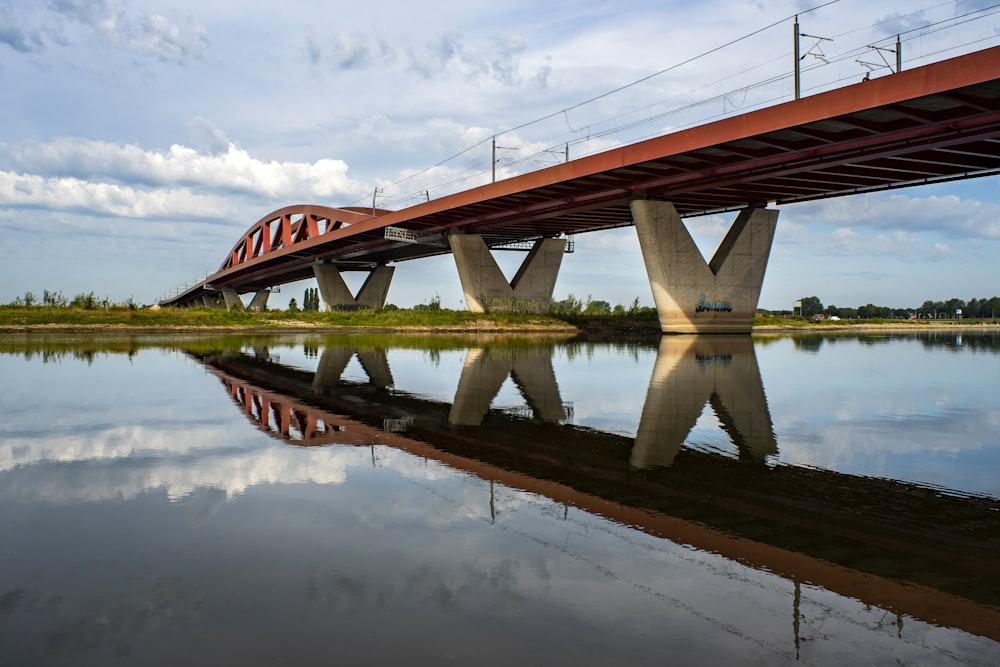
[751,314,966,328]
[1,305,987,334]
[0,305,581,330]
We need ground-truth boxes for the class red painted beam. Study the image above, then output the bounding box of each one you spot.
[167,46,1000,304]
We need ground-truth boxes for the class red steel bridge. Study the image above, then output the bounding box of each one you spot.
[159,46,1000,326]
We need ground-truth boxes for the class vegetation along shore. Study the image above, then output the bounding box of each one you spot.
[0,304,995,336]
[1,290,996,335]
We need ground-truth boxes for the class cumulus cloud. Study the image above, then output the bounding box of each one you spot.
[489,35,527,86]
[0,170,228,220]
[409,30,465,78]
[0,138,368,203]
[873,10,930,37]
[130,12,207,63]
[403,29,550,88]
[818,226,943,259]
[49,0,124,40]
[325,30,375,70]
[34,0,207,64]
[0,7,39,53]
[792,193,1000,241]
[306,26,398,71]
[957,0,998,13]
[187,116,232,155]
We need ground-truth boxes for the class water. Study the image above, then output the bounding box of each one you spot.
[1,331,998,666]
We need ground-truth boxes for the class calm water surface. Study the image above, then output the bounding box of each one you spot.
[1,331,998,666]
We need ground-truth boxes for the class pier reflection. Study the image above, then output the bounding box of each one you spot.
[634,335,775,468]
[449,346,567,425]
[189,335,1000,643]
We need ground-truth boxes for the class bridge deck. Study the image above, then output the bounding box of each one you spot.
[167,46,1000,302]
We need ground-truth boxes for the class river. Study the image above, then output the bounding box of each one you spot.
[1,330,997,665]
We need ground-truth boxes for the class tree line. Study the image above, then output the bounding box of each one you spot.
[5,290,138,310]
[287,287,322,312]
[773,295,1000,320]
[549,294,651,316]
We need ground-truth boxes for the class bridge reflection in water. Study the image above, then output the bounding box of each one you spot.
[190,336,1000,644]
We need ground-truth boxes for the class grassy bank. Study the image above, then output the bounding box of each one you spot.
[0,305,580,332]
[0,305,993,334]
[751,314,996,330]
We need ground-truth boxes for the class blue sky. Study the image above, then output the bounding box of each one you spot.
[1,0,998,310]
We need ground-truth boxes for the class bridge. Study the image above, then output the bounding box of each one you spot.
[161,46,1000,333]
[189,337,1000,641]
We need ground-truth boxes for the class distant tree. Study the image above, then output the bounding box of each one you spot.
[857,303,893,319]
[944,298,966,317]
[303,287,320,311]
[584,298,611,315]
[70,292,97,309]
[799,296,823,317]
[288,298,299,313]
[987,297,1000,319]
[43,289,67,308]
[549,293,584,315]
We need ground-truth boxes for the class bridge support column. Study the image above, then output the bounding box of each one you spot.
[356,265,395,309]
[247,290,270,312]
[450,234,564,313]
[221,288,244,311]
[313,263,395,310]
[631,201,777,334]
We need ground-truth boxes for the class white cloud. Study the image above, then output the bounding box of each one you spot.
[789,192,1000,242]
[0,138,369,209]
[320,30,377,70]
[45,0,207,63]
[186,116,232,155]
[0,6,38,53]
[131,13,207,63]
[409,30,465,78]
[0,170,226,220]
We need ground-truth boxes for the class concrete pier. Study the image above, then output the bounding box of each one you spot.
[313,263,395,310]
[221,288,243,311]
[247,290,270,311]
[631,201,777,334]
[450,235,564,313]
